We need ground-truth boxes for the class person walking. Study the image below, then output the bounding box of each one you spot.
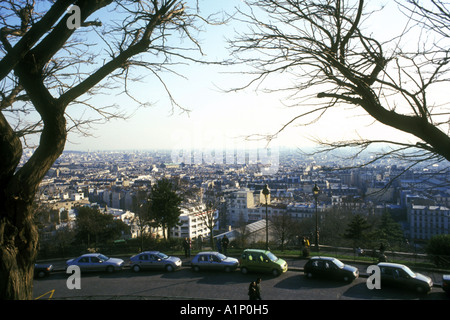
[197,235,203,250]
[248,281,257,300]
[248,277,262,300]
[221,235,229,255]
[183,237,191,257]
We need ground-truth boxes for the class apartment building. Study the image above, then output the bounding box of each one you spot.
[225,188,325,226]
[407,204,450,241]
[170,205,219,240]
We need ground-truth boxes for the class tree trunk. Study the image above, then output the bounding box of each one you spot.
[0,201,38,300]
[0,111,67,299]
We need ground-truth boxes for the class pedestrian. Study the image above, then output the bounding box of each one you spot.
[302,236,308,257]
[221,235,229,255]
[303,237,310,257]
[197,235,203,250]
[255,277,262,300]
[188,238,192,257]
[248,278,262,300]
[183,237,191,257]
[248,281,257,300]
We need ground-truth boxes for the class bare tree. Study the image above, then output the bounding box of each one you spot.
[270,210,297,251]
[0,0,216,300]
[201,185,221,248]
[228,0,450,167]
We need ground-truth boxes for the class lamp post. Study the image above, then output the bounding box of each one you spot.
[262,184,270,250]
[313,183,320,252]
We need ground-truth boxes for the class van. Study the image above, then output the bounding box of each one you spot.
[239,249,288,276]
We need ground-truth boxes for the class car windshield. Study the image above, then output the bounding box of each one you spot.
[216,253,227,261]
[400,265,416,278]
[332,258,344,268]
[98,254,109,261]
[266,252,278,262]
[156,252,169,259]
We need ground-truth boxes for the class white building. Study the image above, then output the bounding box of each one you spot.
[226,189,270,226]
[170,204,218,240]
[408,204,450,241]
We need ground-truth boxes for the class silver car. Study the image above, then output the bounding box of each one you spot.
[66,253,124,273]
[191,251,239,273]
[129,251,182,272]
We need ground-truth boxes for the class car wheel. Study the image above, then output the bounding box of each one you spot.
[343,275,350,282]
[37,271,46,278]
[306,272,313,279]
[224,266,231,273]
[132,265,141,273]
[415,286,427,294]
[193,266,200,272]
[241,267,248,274]
[272,269,280,277]
[106,266,114,273]
[165,265,174,272]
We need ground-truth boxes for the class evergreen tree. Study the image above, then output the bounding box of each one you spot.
[343,214,372,248]
[376,211,404,248]
[75,206,129,246]
[149,178,183,239]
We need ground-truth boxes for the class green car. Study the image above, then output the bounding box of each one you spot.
[239,249,288,276]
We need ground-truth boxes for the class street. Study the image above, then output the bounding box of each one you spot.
[33,264,449,301]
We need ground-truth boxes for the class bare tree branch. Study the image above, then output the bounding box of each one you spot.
[228,0,450,164]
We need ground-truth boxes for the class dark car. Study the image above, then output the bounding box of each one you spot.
[442,275,450,294]
[377,262,433,294]
[304,256,359,282]
[34,263,53,278]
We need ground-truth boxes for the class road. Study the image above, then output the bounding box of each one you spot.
[33,262,449,301]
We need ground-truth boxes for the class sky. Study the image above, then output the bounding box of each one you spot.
[56,0,424,154]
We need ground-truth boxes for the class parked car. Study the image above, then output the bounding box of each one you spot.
[441,275,450,294]
[239,249,288,276]
[377,262,433,294]
[34,263,53,278]
[191,251,239,272]
[129,251,182,272]
[66,253,124,273]
[304,256,359,282]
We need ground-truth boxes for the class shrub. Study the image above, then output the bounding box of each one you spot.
[426,234,450,267]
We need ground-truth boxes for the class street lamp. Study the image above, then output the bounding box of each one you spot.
[262,184,270,250]
[313,183,320,252]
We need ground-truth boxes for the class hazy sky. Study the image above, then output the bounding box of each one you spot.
[62,0,418,153]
